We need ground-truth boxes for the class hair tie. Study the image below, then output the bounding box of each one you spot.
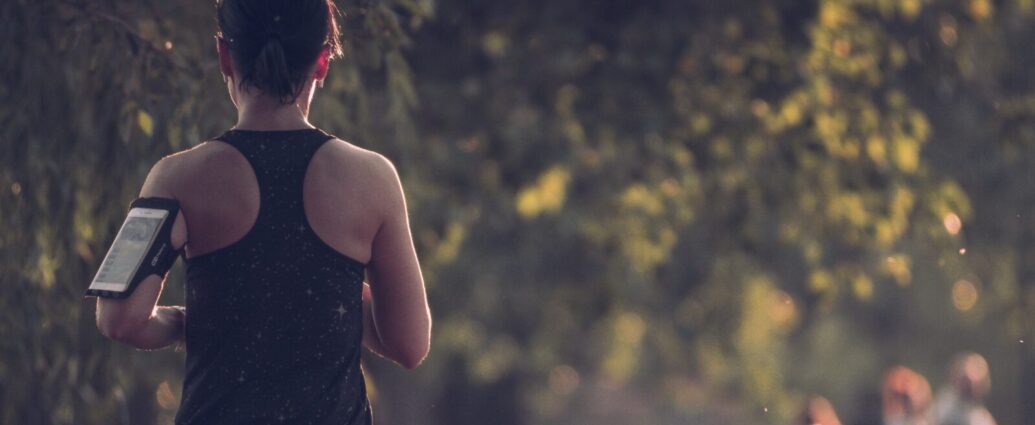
[266,14,283,44]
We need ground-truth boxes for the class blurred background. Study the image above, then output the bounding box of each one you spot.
[2,0,1034,424]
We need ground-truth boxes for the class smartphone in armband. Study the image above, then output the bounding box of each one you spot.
[85,197,181,299]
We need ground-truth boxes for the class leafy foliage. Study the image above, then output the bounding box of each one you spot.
[2,0,1033,424]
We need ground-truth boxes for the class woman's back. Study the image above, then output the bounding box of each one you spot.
[94,2,430,422]
[172,129,389,263]
[170,128,388,424]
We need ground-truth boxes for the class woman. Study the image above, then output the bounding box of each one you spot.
[93,0,432,423]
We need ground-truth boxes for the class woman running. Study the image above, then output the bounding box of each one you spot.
[93,1,432,423]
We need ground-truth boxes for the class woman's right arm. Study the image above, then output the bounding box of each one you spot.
[361,282,389,357]
[363,154,431,369]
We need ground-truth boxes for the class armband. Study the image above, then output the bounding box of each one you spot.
[84,197,183,299]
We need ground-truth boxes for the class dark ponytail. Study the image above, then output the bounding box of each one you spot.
[217,0,343,105]
[252,38,293,102]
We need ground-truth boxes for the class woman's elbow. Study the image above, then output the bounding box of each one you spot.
[388,322,430,369]
[395,342,429,369]
[97,316,145,342]
[399,338,430,369]
[97,321,123,341]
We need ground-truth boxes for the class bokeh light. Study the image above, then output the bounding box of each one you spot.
[548,365,580,396]
[155,381,177,410]
[943,212,962,235]
[951,279,978,312]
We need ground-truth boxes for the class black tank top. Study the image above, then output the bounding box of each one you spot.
[175,128,371,425]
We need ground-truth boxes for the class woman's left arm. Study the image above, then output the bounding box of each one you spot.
[96,276,186,350]
[95,156,189,350]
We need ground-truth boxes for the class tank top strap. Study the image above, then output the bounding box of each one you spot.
[210,128,335,226]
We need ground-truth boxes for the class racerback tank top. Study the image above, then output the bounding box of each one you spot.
[175,128,371,425]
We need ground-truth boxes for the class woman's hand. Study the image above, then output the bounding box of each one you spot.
[98,303,186,351]
[163,306,187,352]
[361,282,389,358]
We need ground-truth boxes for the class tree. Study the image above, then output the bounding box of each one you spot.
[2,0,1033,423]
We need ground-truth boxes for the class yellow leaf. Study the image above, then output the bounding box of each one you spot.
[968,0,993,21]
[809,269,834,293]
[481,31,508,59]
[515,166,571,218]
[883,255,912,286]
[137,110,154,137]
[852,274,874,301]
[819,3,852,28]
[899,0,922,20]
[891,137,919,173]
[866,136,887,164]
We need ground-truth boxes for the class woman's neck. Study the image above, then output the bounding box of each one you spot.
[232,93,314,131]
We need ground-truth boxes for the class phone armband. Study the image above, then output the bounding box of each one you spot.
[84,197,183,299]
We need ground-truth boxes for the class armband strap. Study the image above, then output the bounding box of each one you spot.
[84,197,183,299]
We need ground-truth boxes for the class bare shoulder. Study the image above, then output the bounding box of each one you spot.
[138,141,244,197]
[168,140,244,170]
[318,138,402,187]
[311,139,406,220]
[324,138,397,173]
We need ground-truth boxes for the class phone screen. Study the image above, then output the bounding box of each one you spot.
[89,209,168,292]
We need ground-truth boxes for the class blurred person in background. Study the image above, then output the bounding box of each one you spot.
[931,353,997,425]
[882,366,933,425]
[800,395,843,425]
